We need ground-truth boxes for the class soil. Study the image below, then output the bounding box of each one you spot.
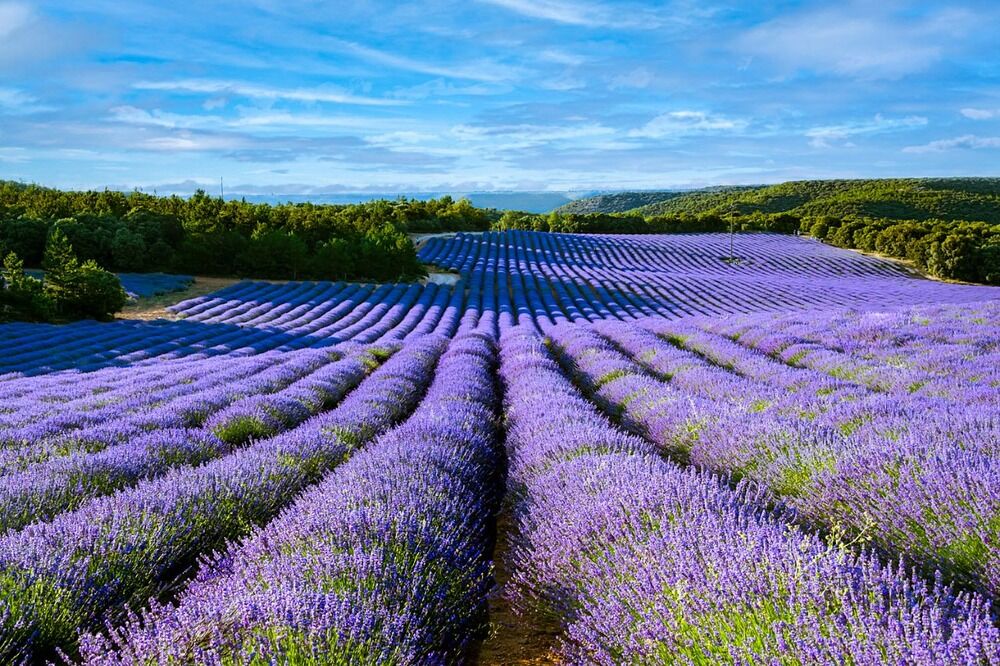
[409,231,485,252]
[472,507,563,665]
[117,276,248,321]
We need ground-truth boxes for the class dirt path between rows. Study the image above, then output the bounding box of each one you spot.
[472,507,562,665]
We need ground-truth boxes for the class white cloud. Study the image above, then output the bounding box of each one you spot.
[451,122,616,149]
[335,40,522,83]
[389,79,511,101]
[229,113,399,131]
[140,132,243,152]
[538,49,587,66]
[110,105,214,128]
[133,79,404,107]
[0,146,29,163]
[738,5,975,79]
[365,131,440,147]
[0,87,50,114]
[539,76,586,91]
[628,111,748,139]
[805,114,927,148]
[0,2,31,40]
[477,0,661,28]
[961,108,999,120]
[903,135,1000,153]
[110,106,415,135]
[609,67,654,90]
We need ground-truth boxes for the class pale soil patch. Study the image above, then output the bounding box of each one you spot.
[118,276,263,321]
[838,245,971,282]
[410,231,485,251]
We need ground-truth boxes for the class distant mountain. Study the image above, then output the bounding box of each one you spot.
[227,191,574,214]
[628,178,1000,223]
[460,192,575,213]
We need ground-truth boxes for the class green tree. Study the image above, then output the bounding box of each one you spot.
[0,251,52,321]
[39,227,127,320]
[41,226,81,306]
[67,260,128,320]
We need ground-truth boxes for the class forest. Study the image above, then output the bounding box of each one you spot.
[0,182,495,285]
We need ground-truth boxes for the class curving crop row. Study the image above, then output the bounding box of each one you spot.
[552,319,1000,599]
[498,328,1000,664]
[79,332,502,664]
[0,336,446,662]
[0,348,379,534]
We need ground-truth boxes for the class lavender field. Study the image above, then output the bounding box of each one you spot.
[1,232,999,664]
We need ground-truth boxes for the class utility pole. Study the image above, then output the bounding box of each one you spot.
[729,216,734,261]
[727,208,739,262]
[220,177,224,200]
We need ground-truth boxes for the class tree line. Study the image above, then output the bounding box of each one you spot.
[0,183,498,283]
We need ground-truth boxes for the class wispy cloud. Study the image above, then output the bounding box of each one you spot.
[903,135,1000,153]
[961,108,1000,120]
[4,0,1000,190]
[0,146,29,163]
[476,0,662,28]
[628,111,749,139]
[0,2,31,39]
[538,49,588,66]
[609,67,654,90]
[133,79,405,106]
[334,40,522,83]
[738,5,976,79]
[452,122,616,150]
[389,79,511,101]
[111,105,416,134]
[806,114,927,148]
[0,87,51,114]
[0,1,92,67]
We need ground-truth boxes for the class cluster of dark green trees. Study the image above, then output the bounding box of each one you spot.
[1,228,127,322]
[494,210,801,235]
[0,183,496,282]
[621,178,1000,222]
[805,216,1000,284]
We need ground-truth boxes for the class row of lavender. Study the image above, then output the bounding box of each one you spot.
[552,318,1000,594]
[5,231,998,377]
[499,327,1000,663]
[74,331,502,664]
[0,279,463,376]
[1,296,999,661]
[421,231,1000,326]
[0,335,451,661]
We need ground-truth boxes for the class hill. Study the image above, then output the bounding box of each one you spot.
[555,191,685,214]
[628,178,1000,223]
[555,186,765,214]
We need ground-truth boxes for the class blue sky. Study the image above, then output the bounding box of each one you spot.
[1,0,999,193]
